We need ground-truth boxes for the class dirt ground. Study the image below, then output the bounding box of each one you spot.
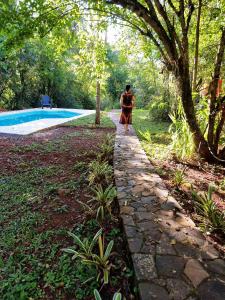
[155,158,225,254]
[1,124,136,299]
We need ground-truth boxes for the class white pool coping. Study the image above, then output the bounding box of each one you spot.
[0,108,95,135]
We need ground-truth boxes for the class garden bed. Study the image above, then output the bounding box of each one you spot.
[0,114,136,299]
[132,109,225,256]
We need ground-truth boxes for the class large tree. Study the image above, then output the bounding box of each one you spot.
[84,0,225,161]
[2,0,225,161]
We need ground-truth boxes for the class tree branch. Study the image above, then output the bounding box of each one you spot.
[152,0,182,54]
[106,0,178,61]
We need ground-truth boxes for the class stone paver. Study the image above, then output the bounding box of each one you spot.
[109,111,225,300]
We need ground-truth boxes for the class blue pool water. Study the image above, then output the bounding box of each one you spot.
[0,110,80,126]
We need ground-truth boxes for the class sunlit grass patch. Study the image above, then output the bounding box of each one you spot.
[65,112,115,128]
[132,109,171,160]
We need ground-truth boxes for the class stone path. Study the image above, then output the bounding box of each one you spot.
[109,111,225,300]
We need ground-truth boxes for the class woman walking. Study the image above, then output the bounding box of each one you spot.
[119,85,135,132]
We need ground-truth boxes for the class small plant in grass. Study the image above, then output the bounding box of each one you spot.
[63,228,103,261]
[219,178,225,191]
[137,129,151,142]
[172,168,186,187]
[94,289,122,300]
[192,185,225,233]
[91,184,117,222]
[98,143,114,162]
[63,230,114,284]
[169,111,195,159]
[104,133,115,147]
[88,160,113,185]
[73,161,87,172]
[92,235,114,284]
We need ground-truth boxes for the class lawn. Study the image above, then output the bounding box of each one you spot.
[132,109,171,161]
[132,109,225,254]
[0,113,135,300]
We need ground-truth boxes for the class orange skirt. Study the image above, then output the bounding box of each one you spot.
[120,106,132,124]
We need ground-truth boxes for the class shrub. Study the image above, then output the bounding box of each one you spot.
[147,95,170,122]
[169,112,195,159]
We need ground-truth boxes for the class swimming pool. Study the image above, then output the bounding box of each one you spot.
[0,110,80,126]
[0,109,94,135]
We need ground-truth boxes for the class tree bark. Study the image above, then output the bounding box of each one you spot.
[193,0,202,92]
[208,28,225,153]
[214,107,225,153]
[95,80,101,125]
[177,54,211,159]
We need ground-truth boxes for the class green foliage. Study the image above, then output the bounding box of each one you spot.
[63,228,103,260]
[147,95,170,122]
[106,48,128,108]
[88,160,113,186]
[192,185,225,234]
[132,109,171,160]
[98,139,114,162]
[137,129,152,142]
[66,113,116,128]
[91,184,117,222]
[169,110,195,160]
[94,289,122,300]
[63,230,114,285]
[172,168,186,187]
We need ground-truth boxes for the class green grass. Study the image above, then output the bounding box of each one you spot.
[132,109,171,160]
[65,112,115,128]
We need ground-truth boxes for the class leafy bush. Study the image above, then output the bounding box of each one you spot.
[169,111,195,159]
[137,129,151,142]
[147,95,170,122]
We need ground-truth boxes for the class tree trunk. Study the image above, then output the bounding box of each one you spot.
[207,28,225,153]
[214,108,225,153]
[95,80,101,125]
[177,52,212,160]
[192,0,202,92]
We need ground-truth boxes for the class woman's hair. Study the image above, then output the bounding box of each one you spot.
[125,84,131,92]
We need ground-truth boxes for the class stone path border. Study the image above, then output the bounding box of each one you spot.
[109,111,225,300]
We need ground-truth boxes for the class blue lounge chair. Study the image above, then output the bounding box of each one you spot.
[41,95,52,109]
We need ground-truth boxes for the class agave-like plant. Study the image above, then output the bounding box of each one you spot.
[192,184,225,233]
[104,133,115,147]
[95,235,114,284]
[88,160,113,186]
[91,184,117,222]
[94,289,122,300]
[172,168,186,187]
[63,229,114,285]
[62,228,103,260]
[98,143,114,162]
